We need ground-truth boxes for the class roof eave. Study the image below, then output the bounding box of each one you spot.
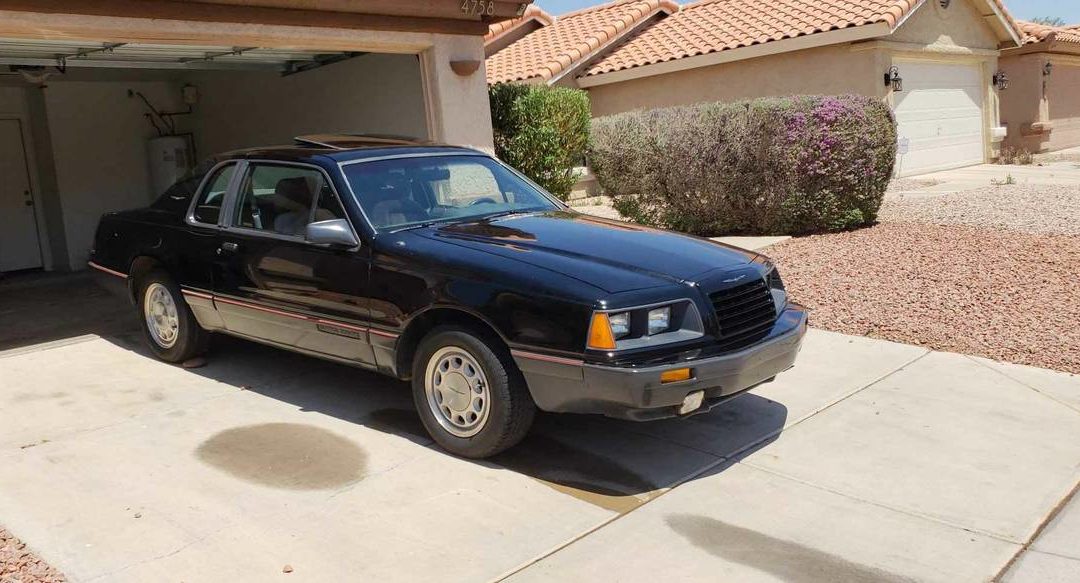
[974,0,1023,47]
[547,4,676,87]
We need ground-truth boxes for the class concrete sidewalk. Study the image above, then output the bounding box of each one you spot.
[1,327,1079,581]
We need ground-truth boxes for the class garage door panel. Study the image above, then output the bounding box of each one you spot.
[894,62,986,177]
[902,67,982,88]
[895,88,981,112]
[895,115,982,139]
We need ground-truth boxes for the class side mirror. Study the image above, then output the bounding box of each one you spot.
[306,218,359,248]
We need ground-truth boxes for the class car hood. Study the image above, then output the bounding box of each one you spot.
[412,211,756,294]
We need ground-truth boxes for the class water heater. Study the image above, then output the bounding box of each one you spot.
[147,136,193,198]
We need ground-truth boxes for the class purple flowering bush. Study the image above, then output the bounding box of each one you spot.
[590,95,897,235]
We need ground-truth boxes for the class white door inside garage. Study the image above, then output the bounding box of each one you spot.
[893,61,986,177]
[0,118,42,271]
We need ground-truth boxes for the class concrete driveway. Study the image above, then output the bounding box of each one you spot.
[893,155,1080,198]
[1,277,1078,582]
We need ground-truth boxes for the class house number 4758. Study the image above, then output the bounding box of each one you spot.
[461,0,495,16]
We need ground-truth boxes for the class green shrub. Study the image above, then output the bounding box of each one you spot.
[490,83,591,200]
[590,95,897,235]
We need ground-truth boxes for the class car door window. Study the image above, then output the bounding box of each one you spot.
[191,163,236,225]
[233,164,339,237]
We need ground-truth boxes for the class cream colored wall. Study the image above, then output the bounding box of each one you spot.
[424,34,494,151]
[588,44,882,117]
[999,53,1049,152]
[999,54,1080,153]
[0,86,28,115]
[1046,60,1080,151]
[44,80,183,270]
[890,0,999,50]
[185,53,428,157]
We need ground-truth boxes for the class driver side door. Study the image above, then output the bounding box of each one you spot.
[213,161,377,366]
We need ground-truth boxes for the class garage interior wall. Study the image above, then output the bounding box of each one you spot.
[3,53,429,272]
[44,79,182,272]
[185,53,427,156]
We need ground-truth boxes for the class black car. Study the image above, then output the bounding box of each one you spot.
[90,135,808,458]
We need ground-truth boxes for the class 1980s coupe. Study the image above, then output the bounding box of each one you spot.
[90,136,807,458]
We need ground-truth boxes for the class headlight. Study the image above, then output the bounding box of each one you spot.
[647,307,671,335]
[586,301,704,351]
[608,312,631,339]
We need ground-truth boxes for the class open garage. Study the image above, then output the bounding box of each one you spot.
[0,0,517,274]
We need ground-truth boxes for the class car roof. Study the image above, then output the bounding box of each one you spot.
[218,134,488,165]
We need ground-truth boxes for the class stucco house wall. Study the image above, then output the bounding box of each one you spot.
[1046,62,1080,150]
[889,0,999,50]
[1000,49,1080,153]
[999,53,1051,152]
[588,44,882,117]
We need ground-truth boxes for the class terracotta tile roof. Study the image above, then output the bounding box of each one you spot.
[484,5,554,44]
[583,0,1020,78]
[1018,20,1080,45]
[485,0,678,84]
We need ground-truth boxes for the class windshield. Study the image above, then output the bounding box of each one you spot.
[342,155,559,230]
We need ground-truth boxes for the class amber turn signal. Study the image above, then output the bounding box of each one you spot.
[660,368,692,384]
[587,312,617,350]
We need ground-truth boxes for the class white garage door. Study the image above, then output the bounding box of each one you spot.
[893,62,986,177]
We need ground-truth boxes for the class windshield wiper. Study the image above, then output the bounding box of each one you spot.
[480,209,539,221]
[392,219,447,233]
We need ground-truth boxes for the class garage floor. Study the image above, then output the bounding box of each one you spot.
[0,271,139,354]
[0,277,1078,582]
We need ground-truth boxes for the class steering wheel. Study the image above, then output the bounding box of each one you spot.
[469,197,498,206]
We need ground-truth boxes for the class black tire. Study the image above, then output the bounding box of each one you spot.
[136,269,209,363]
[411,326,535,458]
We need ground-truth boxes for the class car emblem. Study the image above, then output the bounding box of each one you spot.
[722,274,747,284]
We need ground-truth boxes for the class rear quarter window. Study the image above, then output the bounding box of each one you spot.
[191,164,237,224]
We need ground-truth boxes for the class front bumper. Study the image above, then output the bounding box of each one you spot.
[514,306,807,421]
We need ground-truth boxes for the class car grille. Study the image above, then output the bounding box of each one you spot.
[709,278,777,352]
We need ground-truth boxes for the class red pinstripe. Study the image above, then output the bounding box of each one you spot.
[87,261,127,279]
[510,349,583,366]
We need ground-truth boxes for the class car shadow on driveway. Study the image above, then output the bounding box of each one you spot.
[100,331,788,513]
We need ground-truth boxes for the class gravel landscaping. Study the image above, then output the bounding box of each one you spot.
[1,527,65,583]
[768,222,1080,374]
[879,184,1080,235]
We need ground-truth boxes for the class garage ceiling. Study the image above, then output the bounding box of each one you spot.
[0,37,362,73]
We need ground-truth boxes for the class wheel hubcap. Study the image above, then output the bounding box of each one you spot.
[143,283,180,349]
[424,347,490,438]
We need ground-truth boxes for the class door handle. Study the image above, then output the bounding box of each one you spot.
[218,242,239,254]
